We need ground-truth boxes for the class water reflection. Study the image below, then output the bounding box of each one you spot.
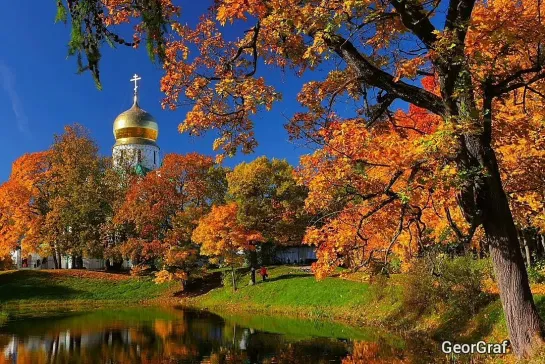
[0,307,430,363]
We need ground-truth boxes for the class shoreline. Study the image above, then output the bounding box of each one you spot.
[0,267,513,344]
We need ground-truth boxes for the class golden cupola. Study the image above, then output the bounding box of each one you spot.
[113,75,159,146]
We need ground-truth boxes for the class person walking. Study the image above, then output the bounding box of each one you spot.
[260,266,268,282]
[250,267,256,285]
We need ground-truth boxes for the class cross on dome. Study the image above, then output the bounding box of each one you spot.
[130,74,142,104]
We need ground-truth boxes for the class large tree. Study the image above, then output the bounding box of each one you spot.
[227,156,309,247]
[113,153,227,282]
[0,125,107,268]
[57,0,545,356]
[45,125,110,267]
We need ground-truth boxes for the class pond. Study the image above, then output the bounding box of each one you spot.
[0,306,437,363]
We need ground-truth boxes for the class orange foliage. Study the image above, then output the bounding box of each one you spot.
[297,94,469,277]
[114,153,216,275]
[192,203,263,267]
[0,152,50,256]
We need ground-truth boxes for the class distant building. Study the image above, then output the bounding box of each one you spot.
[274,245,317,265]
[10,247,129,270]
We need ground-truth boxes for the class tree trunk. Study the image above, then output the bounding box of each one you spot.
[248,250,258,267]
[71,255,76,269]
[231,267,237,292]
[57,250,63,269]
[77,256,83,269]
[486,216,543,357]
[111,260,123,271]
[462,132,544,357]
[52,251,59,269]
[522,231,532,267]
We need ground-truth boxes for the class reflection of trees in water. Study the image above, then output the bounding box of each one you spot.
[259,338,350,364]
[341,337,438,364]
[0,309,425,363]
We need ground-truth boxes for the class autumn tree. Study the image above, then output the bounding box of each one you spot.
[0,125,107,269]
[99,161,137,270]
[113,153,226,284]
[58,0,545,356]
[227,156,309,264]
[192,203,263,291]
[0,152,51,261]
[45,125,111,267]
[493,96,545,261]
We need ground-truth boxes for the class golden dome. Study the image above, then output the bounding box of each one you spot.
[113,99,159,146]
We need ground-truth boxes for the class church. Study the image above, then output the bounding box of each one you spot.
[11,74,160,269]
[112,74,161,172]
[11,74,315,269]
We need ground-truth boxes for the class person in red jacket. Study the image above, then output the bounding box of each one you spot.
[260,266,268,282]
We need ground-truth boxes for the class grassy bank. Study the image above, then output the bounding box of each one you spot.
[185,265,545,346]
[0,269,178,310]
[188,266,393,323]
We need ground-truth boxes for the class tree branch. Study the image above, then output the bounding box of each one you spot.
[389,0,438,49]
[366,93,396,127]
[325,33,446,116]
[490,68,545,97]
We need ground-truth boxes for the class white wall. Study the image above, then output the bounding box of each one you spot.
[113,144,160,171]
[9,253,129,271]
[275,246,316,264]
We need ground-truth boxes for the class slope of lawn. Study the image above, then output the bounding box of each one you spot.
[188,265,545,349]
[188,265,402,324]
[0,269,177,309]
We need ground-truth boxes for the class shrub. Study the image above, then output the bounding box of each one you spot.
[0,311,8,327]
[130,264,151,276]
[528,265,545,284]
[368,273,392,301]
[221,268,245,289]
[0,255,14,270]
[387,255,403,274]
[402,254,493,317]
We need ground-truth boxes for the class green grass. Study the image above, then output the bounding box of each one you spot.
[189,266,402,324]
[0,270,177,310]
[187,265,545,349]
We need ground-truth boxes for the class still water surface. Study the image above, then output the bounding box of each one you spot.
[0,306,436,363]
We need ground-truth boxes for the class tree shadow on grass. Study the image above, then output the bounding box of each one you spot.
[266,273,313,282]
[175,272,223,298]
[382,291,499,343]
[430,294,498,342]
[0,270,85,303]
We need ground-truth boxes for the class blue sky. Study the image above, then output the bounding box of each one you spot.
[0,1,318,182]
